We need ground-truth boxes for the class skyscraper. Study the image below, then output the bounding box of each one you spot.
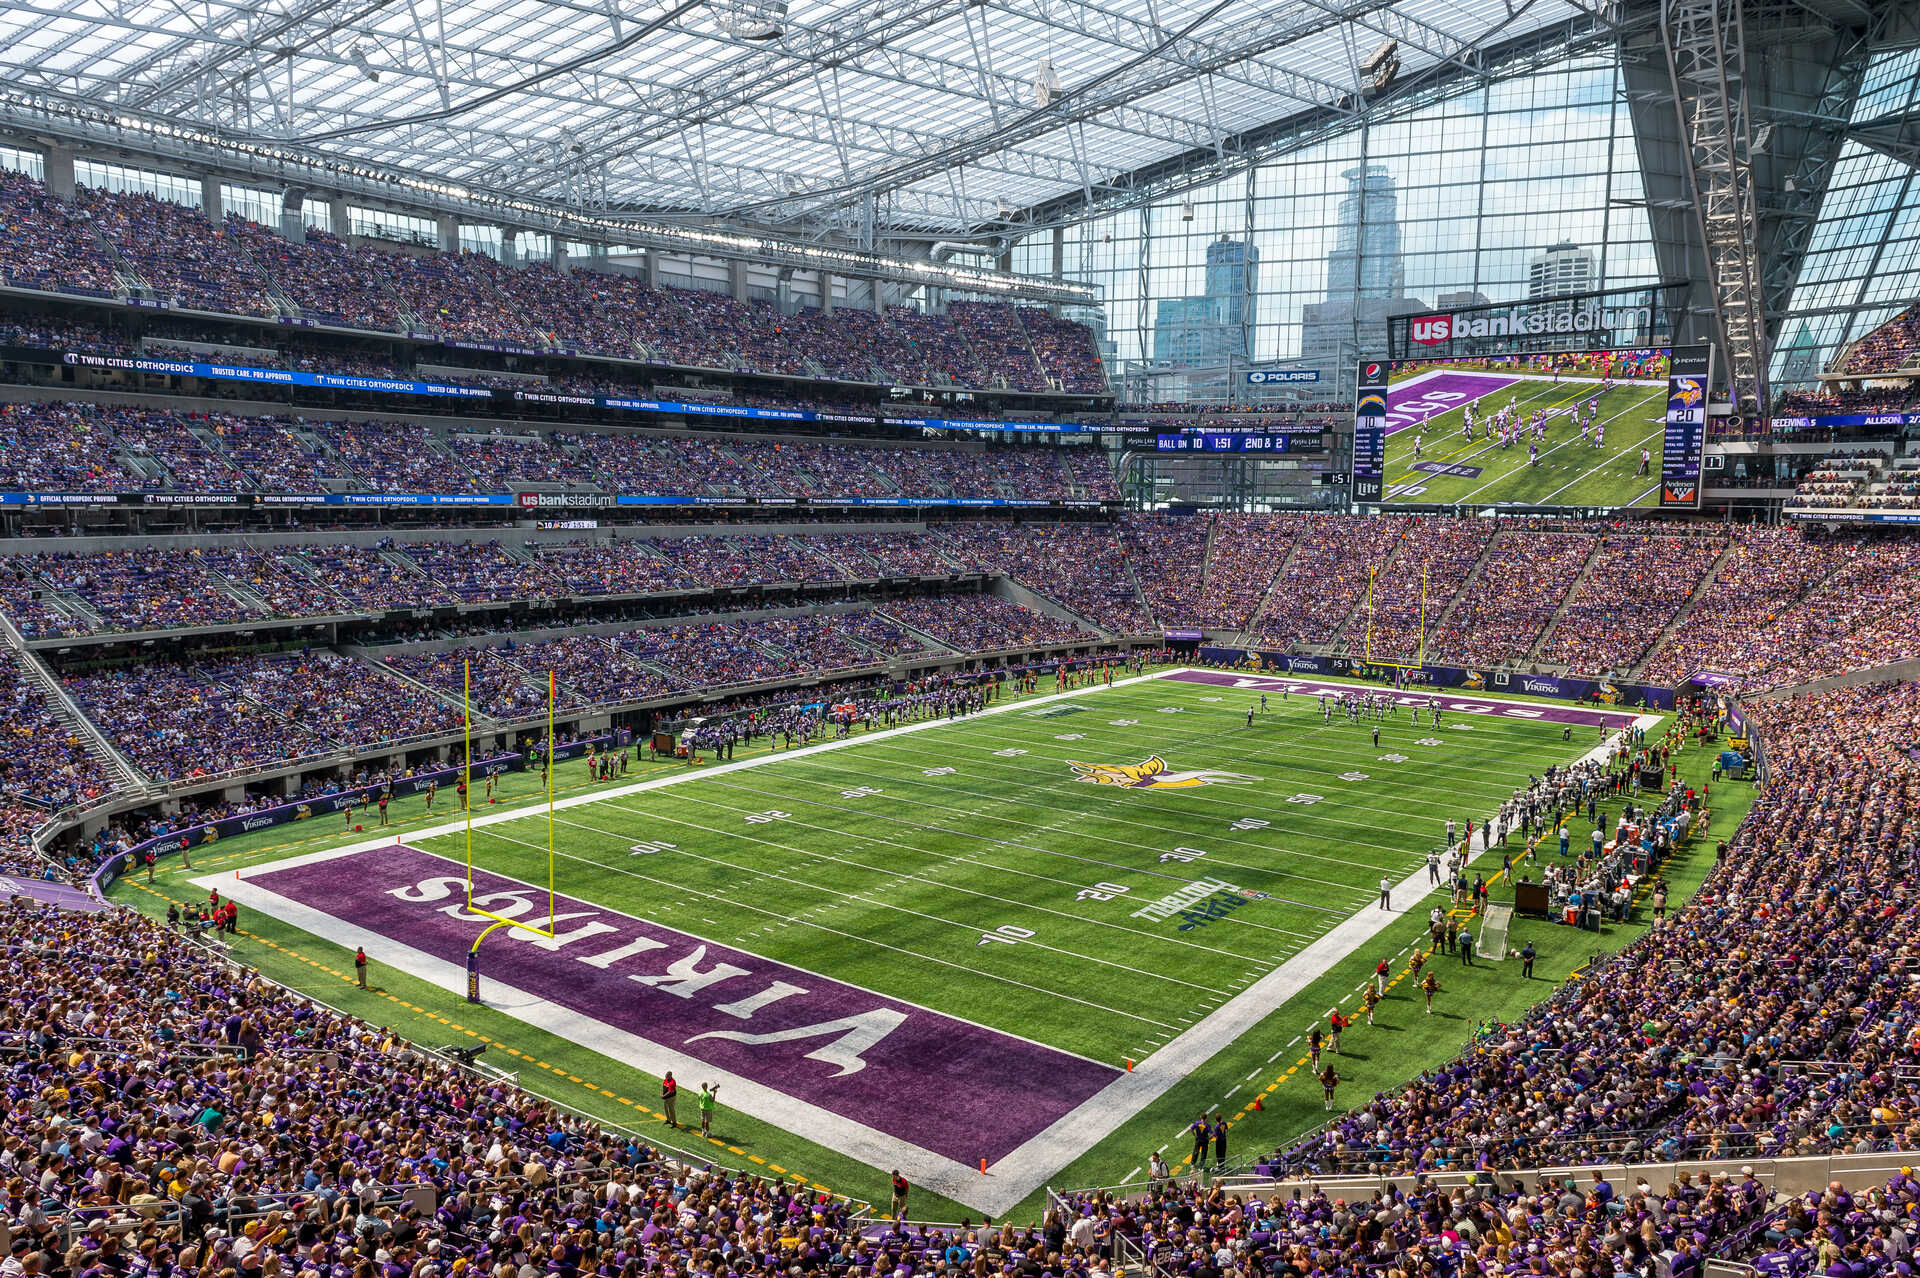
[1301,165,1423,362]
[1776,319,1823,388]
[1150,237,1259,366]
[1323,165,1405,301]
[1152,297,1219,365]
[1527,241,1594,301]
[1204,237,1258,336]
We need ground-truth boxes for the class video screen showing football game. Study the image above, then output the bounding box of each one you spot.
[1377,347,1672,508]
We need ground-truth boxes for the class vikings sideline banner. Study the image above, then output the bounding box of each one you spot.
[89,735,614,893]
[1194,648,1677,710]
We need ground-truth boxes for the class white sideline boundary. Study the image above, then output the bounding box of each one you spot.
[205,670,1667,1216]
[204,856,1006,1207]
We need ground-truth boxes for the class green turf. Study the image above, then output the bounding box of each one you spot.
[111,670,1755,1221]
[1383,374,1669,508]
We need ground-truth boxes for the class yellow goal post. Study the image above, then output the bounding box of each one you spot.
[462,662,559,1002]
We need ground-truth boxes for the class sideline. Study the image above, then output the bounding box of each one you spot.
[249,667,1170,867]
[207,669,1664,1216]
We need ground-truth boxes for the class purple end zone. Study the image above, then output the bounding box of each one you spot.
[249,844,1117,1165]
[1383,372,1521,436]
[1166,670,1642,729]
[0,873,106,912]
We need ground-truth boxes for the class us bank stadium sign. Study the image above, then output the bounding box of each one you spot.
[1387,284,1681,360]
[1406,304,1654,346]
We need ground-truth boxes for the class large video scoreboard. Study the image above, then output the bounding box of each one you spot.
[1658,345,1711,510]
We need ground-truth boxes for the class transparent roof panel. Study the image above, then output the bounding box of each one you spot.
[0,0,1588,229]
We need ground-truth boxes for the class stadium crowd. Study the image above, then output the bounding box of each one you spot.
[934,524,1153,634]
[1537,533,1727,673]
[1187,514,1295,631]
[1262,679,1920,1180]
[4,518,1920,723]
[1738,1171,1920,1277]
[0,400,1121,500]
[1057,1155,1774,1278]
[0,891,876,1278]
[0,530,990,636]
[0,171,1107,392]
[1430,531,1593,666]
[1335,520,1495,661]
[1841,308,1920,376]
[1252,516,1409,648]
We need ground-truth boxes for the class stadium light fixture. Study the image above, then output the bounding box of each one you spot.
[1362,39,1397,74]
[731,0,788,41]
[1362,38,1398,94]
[1034,59,1062,108]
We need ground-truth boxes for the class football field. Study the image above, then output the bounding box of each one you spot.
[184,668,1690,1215]
[1381,370,1669,507]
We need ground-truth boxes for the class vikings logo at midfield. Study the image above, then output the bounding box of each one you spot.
[1068,755,1260,789]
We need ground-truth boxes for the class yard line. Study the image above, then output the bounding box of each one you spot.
[1537,424,1667,505]
[549,799,1279,961]
[572,798,1319,948]
[688,770,1375,909]
[1451,394,1660,505]
[458,821,1185,1030]
[922,709,1583,800]
[535,810,1242,994]
[791,736,1428,855]
[954,698,1593,769]
[618,757,1354,919]
[784,748,1433,872]
[762,697,1450,849]
[1387,377,1636,483]
[874,721,1570,832]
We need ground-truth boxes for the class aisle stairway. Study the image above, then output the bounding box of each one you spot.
[1526,536,1605,664]
[0,619,149,795]
[1629,539,1736,678]
[1421,529,1502,653]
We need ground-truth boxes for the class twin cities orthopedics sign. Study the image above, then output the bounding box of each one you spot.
[1660,344,1712,509]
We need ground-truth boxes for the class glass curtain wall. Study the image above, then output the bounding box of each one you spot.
[1015,55,1660,384]
[1770,48,1920,392]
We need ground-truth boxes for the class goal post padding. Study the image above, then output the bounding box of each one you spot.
[1477,903,1513,962]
